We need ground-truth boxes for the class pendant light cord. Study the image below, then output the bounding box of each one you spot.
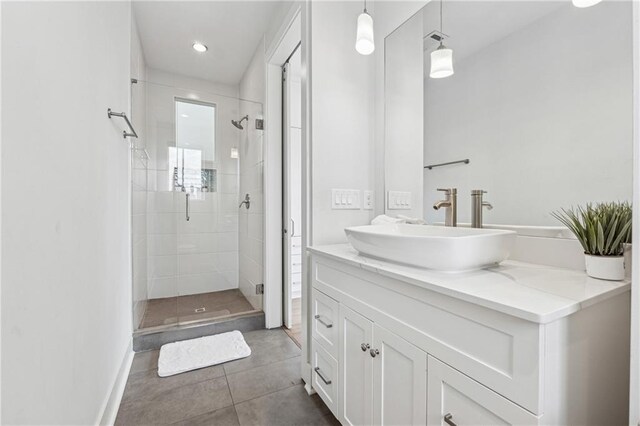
[439,0,444,47]
[364,0,367,14]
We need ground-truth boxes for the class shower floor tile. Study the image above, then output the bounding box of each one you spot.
[139,289,257,329]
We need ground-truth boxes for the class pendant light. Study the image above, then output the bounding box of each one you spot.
[430,0,454,79]
[572,0,602,7]
[355,0,375,55]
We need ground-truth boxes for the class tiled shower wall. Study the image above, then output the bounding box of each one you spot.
[142,72,243,300]
[132,148,148,328]
[238,43,266,310]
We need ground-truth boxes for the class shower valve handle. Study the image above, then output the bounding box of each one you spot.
[239,194,251,210]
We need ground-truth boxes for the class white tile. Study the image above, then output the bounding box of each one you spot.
[245,257,262,285]
[148,191,175,213]
[148,276,178,299]
[178,212,216,234]
[215,251,239,272]
[216,232,239,252]
[216,214,238,233]
[146,170,157,192]
[149,255,177,278]
[218,173,239,194]
[148,213,177,234]
[132,214,147,238]
[178,272,236,295]
[186,193,216,213]
[248,213,263,240]
[132,169,147,189]
[132,191,147,214]
[178,253,217,275]
[220,193,238,212]
[155,170,173,192]
[220,269,240,289]
[148,234,177,256]
[177,233,216,255]
[248,237,263,267]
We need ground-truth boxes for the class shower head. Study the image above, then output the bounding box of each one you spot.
[231,115,249,130]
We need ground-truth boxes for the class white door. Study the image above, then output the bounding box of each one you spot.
[427,356,537,426]
[339,305,374,426]
[372,324,428,426]
[282,60,293,328]
[283,47,302,329]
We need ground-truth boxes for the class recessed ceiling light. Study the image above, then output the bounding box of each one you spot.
[192,42,208,53]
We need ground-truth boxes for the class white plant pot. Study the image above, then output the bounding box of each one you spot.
[584,254,625,281]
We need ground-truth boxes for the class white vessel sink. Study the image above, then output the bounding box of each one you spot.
[345,224,517,272]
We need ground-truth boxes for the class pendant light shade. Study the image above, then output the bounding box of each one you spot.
[572,0,602,7]
[430,0,454,79]
[430,45,454,78]
[355,4,375,55]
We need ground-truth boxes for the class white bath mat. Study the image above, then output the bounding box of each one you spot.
[157,330,251,377]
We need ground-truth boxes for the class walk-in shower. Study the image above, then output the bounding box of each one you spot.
[130,79,265,337]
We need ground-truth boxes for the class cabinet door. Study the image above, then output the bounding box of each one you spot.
[372,324,428,426]
[427,356,538,426]
[339,305,374,426]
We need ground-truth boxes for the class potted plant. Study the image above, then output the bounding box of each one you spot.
[552,202,632,281]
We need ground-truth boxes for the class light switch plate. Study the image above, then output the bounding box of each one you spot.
[332,189,361,210]
[387,191,412,210]
[363,190,374,210]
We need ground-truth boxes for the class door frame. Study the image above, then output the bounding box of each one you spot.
[264,1,311,388]
[264,4,301,329]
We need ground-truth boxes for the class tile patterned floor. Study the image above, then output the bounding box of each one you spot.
[140,289,257,329]
[116,328,339,426]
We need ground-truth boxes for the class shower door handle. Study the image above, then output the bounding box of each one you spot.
[185,193,190,222]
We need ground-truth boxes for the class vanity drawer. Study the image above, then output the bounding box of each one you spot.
[427,356,538,425]
[312,338,339,416]
[312,289,339,357]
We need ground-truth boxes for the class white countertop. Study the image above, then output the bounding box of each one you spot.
[308,244,631,324]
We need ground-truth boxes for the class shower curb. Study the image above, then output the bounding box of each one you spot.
[132,311,265,352]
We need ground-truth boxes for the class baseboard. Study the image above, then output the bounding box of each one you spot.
[302,361,315,395]
[97,340,134,426]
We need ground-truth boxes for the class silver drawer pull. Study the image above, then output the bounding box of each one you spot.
[444,413,457,426]
[370,348,380,358]
[361,343,370,352]
[314,367,332,385]
[314,314,333,328]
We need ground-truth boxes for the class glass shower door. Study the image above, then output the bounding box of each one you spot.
[131,79,265,333]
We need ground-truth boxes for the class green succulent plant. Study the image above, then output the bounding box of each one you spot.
[551,202,632,256]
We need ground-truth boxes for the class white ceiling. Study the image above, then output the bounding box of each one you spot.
[133,1,288,86]
[421,1,568,62]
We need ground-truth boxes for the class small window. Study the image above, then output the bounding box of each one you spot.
[172,99,216,192]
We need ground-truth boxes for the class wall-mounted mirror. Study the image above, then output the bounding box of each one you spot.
[384,1,633,234]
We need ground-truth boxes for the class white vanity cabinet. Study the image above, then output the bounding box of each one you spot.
[333,305,427,426]
[309,245,631,426]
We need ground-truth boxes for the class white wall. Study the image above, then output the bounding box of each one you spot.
[141,70,242,299]
[309,1,376,245]
[1,2,132,424]
[238,40,266,310]
[422,2,633,226]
